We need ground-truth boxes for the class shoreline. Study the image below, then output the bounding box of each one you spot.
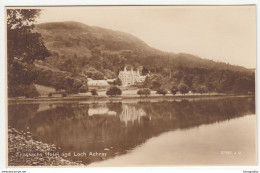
[8,128,84,166]
[8,94,254,104]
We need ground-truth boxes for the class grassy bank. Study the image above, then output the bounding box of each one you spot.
[8,93,254,104]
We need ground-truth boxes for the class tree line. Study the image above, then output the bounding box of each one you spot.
[7,9,255,98]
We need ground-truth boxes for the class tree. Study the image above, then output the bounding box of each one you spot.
[104,69,116,79]
[143,74,163,90]
[142,88,151,96]
[79,84,88,93]
[137,88,151,97]
[7,10,50,64]
[197,85,208,94]
[114,78,122,86]
[91,89,98,96]
[65,76,74,89]
[61,59,75,72]
[178,83,189,94]
[151,80,161,90]
[143,76,151,88]
[106,86,122,97]
[73,79,83,89]
[92,71,104,80]
[170,86,178,95]
[156,88,168,96]
[137,90,142,96]
[149,74,163,90]
[142,67,149,75]
[53,75,67,91]
[24,84,39,98]
[7,9,50,97]
[63,79,83,94]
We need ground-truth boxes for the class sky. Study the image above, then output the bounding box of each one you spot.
[36,6,256,68]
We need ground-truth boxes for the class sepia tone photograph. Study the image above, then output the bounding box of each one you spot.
[6,6,256,167]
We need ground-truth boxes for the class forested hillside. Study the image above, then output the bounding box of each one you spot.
[35,21,255,94]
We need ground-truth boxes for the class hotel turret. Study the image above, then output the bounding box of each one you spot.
[118,66,146,87]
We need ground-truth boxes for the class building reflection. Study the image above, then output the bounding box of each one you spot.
[8,97,255,165]
[37,103,56,112]
[119,105,146,126]
[87,104,146,125]
[88,104,116,116]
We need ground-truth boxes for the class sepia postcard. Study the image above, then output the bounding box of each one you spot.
[6,6,256,167]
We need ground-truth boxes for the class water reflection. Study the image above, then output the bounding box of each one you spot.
[88,104,116,116]
[8,97,255,165]
[120,105,146,125]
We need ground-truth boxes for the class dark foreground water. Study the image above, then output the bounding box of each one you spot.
[8,97,256,166]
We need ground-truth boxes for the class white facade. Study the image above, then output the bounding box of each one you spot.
[88,78,109,86]
[118,66,146,86]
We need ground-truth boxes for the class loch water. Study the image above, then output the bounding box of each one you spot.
[8,96,256,166]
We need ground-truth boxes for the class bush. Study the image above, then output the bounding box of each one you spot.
[137,90,142,96]
[156,88,168,96]
[79,84,88,93]
[24,84,40,98]
[142,88,151,96]
[91,89,98,96]
[178,83,189,94]
[114,78,122,86]
[106,86,122,96]
[48,92,53,97]
[170,86,178,95]
[137,88,151,97]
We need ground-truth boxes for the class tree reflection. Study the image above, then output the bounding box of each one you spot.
[8,97,255,164]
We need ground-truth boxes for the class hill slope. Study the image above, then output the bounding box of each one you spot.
[35,21,255,93]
